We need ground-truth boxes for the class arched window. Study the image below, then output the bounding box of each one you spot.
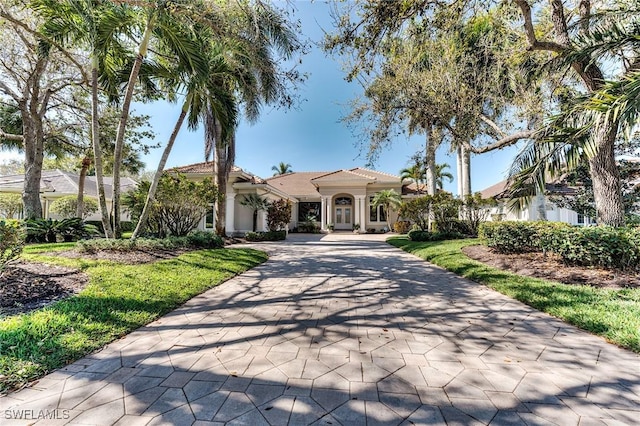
[335,197,352,205]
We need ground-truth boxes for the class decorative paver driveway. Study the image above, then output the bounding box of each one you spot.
[2,234,639,425]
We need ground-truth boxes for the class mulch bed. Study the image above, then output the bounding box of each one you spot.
[0,262,89,317]
[462,244,640,289]
[0,237,250,317]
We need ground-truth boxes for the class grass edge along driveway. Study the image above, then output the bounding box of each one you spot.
[0,246,268,393]
[387,236,640,354]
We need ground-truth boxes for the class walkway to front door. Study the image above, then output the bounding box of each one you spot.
[2,233,638,425]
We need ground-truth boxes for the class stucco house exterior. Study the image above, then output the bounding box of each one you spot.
[169,162,417,235]
[0,169,137,221]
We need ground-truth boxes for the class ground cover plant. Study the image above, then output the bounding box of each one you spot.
[388,236,640,353]
[0,243,267,393]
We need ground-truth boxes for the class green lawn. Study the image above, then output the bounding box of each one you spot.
[388,236,640,353]
[0,243,267,392]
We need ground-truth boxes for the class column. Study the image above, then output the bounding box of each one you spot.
[320,197,327,231]
[357,196,366,233]
[225,193,236,236]
[326,197,332,227]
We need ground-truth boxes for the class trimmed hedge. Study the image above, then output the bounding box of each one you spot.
[77,231,223,253]
[408,229,465,242]
[479,221,640,271]
[245,230,287,242]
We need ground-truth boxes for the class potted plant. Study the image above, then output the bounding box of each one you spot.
[352,223,360,234]
[327,223,334,232]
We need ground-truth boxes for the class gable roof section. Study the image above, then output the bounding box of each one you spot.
[266,172,326,198]
[167,162,265,183]
[310,169,376,184]
[350,167,401,183]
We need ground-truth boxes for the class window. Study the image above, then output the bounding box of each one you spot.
[298,202,321,222]
[335,197,352,205]
[577,213,585,224]
[204,204,215,229]
[369,196,386,222]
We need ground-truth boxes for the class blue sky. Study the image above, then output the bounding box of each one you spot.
[2,1,522,193]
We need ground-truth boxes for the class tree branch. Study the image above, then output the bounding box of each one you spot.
[514,0,566,53]
[479,115,507,138]
[468,130,535,154]
[0,7,89,84]
[0,127,24,142]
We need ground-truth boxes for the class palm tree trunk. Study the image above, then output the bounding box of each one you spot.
[456,145,464,198]
[91,65,114,238]
[131,101,188,239]
[425,128,437,196]
[462,144,471,197]
[589,120,625,226]
[76,156,91,218]
[112,12,156,238]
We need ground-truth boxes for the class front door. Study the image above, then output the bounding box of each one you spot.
[334,205,352,230]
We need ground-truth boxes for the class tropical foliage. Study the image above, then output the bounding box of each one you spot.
[0,194,23,219]
[124,174,216,238]
[240,194,269,232]
[49,195,98,220]
[0,220,24,274]
[371,189,402,230]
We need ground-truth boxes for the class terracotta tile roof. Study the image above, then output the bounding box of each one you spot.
[350,167,402,182]
[310,170,376,183]
[167,161,243,174]
[266,172,326,198]
[167,162,265,183]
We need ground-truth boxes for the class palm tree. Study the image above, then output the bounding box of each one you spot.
[240,194,269,232]
[272,162,293,176]
[203,2,302,237]
[400,164,426,194]
[131,34,235,239]
[371,189,402,230]
[435,163,454,191]
[34,0,138,237]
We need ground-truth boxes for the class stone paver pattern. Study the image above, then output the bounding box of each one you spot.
[2,233,639,425]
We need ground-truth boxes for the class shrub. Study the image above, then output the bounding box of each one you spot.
[408,229,465,242]
[123,174,217,237]
[0,220,24,274]
[479,221,544,254]
[25,218,98,243]
[77,232,223,253]
[49,195,98,219]
[393,221,411,234]
[479,221,640,271]
[186,231,224,249]
[245,230,287,242]
[398,197,431,231]
[267,199,292,232]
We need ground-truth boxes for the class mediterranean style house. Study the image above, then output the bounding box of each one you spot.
[0,169,137,221]
[169,162,418,235]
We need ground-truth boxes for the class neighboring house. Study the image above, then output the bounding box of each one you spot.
[169,162,417,235]
[480,179,597,226]
[0,169,137,221]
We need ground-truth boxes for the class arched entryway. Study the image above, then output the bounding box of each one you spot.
[333,194,354,230]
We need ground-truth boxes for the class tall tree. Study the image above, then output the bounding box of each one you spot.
[202,1,304,237]
[328,0,632,226]
[271,162,292,176]
[0,1,86,218]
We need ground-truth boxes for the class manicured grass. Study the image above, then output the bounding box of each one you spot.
[388,236,640,353]
[0,243,267,392]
